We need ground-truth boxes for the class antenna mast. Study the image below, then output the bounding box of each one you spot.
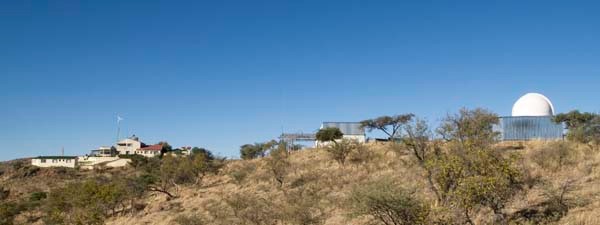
[116,114,123,143]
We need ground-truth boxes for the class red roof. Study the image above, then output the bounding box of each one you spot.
[139,144,162,151]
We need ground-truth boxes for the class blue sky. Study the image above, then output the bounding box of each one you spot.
[1,1,600,160]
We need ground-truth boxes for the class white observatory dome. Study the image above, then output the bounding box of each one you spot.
[512,93,555,117]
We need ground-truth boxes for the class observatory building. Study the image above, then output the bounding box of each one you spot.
[496,93,564,141]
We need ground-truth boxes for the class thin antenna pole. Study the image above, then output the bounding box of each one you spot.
[116,114,123,144]
[116,120,121,144]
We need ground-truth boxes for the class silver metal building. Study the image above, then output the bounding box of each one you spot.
[496,116,564,141]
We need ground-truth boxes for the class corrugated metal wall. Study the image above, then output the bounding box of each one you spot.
[497,116,564,141]
[322,122,365,135]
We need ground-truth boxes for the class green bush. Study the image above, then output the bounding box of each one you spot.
[240,141,277,160]
[0,202,25,225]
[348,178,430,225]
[29,191,47,202]
[43,179,129,225]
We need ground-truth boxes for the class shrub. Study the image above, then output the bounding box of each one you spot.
[227,162,257,185]
[223,192,277,225]
[0,186,9,201]
[279,186,325,225]
[43,179,129,225]
[348,178,430,225]
[324,139,358,165]
[531,141,578,171]
[174,214,207,225]
[511,179,581,223]
[0,201,24,225]
[29,192,47,202]
[191,148,225,177]
[426,147,523,224]
[347,142,374,165]
[265,145,290,187]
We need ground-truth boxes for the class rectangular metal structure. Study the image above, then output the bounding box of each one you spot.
[321,122,365,135]
[497,116,564,141]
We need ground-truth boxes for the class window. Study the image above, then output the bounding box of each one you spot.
[41,159,46,163]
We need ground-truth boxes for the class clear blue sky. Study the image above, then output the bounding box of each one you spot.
[1,1,600,161]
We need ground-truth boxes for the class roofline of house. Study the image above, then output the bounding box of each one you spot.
[499,116,556,118]
[35,156,78,159]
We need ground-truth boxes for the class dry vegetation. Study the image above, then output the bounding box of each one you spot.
[1,140,600,225]
[2,109,600,225]
[105,141,600,225]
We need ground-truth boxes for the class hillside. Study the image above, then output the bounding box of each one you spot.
[2,141,600,225]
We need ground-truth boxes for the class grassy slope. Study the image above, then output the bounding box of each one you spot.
[104,141,600,225]
[2,141,600,225]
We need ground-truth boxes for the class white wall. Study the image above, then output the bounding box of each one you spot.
[315,135,366,147]
[31,158,77,168]
[133,150,160,157]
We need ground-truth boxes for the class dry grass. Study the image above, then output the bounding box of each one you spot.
[4,141,600,225]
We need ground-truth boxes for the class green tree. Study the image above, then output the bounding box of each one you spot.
[436,108,500,148]
[554,110,600,148]
[315,127,343,144]
[360,114,414,140]
[316,126,357,166]
[240,143,266,160]
[158,141,173,155]
[554,110,596,129]
[427,108,522,224]
[191,148,224,178]
[43,179,129,225]
[192,147,213,159]
[240,140,277,160]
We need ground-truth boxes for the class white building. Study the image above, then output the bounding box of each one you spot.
[496,93,564,140]
[115,135,145,155]
[90,146,117,157]
[31,156,78,168]
[133,144,162,157]
[316,122,366,147]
